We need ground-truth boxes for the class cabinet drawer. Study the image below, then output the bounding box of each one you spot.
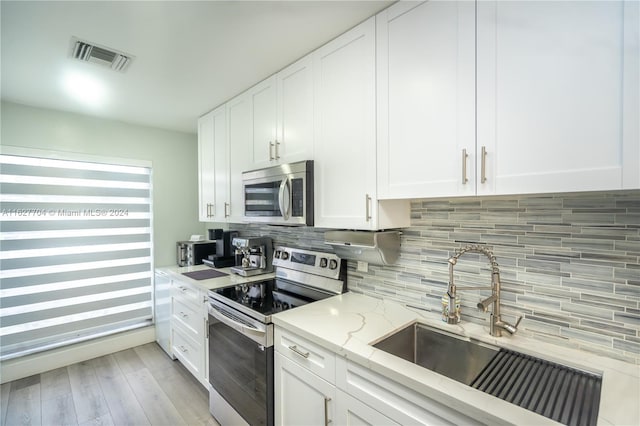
[336,358,480,426]
[172,297,202,337]
[172,327,203,378]
[275,327,335,384]
[171,280,202,307]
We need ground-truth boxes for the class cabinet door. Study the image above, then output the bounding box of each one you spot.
[249,76,277,169]
[275,352,335,426]
[227,91,252,223]
[314,17,378,230]
[212,105,229,220]
[277,55,314,164]
[377,1,475,199]
[477,0,639,195]
[197,111,215,221]
[335,389,399,426]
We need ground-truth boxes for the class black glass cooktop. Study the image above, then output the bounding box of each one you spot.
[213,280,315,317]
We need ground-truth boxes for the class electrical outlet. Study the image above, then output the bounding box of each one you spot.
[357,261,368,272]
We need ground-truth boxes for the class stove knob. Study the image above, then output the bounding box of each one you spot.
[281,251,290,260]
[329,259,338,270]
[320,258,328,268]
[274,250,281,259]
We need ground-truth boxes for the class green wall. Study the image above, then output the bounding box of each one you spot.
[0,101,200,267]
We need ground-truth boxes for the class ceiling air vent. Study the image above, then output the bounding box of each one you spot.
[70,37,133,72]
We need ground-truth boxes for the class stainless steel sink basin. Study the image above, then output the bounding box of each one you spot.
[373,322,603,426]
[373,322,499,385]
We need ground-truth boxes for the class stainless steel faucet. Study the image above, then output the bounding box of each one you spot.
[446,244,522,337]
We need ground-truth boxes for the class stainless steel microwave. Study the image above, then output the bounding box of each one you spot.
[242,160,313,226]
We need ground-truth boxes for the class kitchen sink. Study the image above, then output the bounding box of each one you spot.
[373,321,499,385]
[373,322,602,426]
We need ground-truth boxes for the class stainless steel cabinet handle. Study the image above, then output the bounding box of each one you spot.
[365,194,372,222]
[179,311,188,318]
[178,345,188,353]
[462,149,469,184]
[324,397,332,425]
[269,142,274,161]
[288,345,310,359]
[224,202,230,218]
[481,146,487,184]
[275,140,280,160]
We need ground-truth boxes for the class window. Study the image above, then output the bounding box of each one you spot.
[0,148,153,360]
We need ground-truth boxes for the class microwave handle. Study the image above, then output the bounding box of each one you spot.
[278,178,291,220]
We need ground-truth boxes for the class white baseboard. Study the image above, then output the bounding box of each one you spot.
[0,326,155,384]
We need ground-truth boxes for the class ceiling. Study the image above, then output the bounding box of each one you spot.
[1,0,393,134]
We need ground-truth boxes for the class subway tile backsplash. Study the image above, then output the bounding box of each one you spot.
[234,190,640,364]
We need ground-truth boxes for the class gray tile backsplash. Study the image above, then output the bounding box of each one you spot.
[231,190,640,364]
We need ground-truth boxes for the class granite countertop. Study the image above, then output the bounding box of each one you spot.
[272,292,640,426]
[160,264,276,291]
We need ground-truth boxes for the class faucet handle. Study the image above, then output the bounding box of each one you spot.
[514,315,523,330]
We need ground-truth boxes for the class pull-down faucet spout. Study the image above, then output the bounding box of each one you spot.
[445,244,522,337]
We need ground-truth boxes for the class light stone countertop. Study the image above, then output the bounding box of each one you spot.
[160,264,276,291]
[271,292,640,426]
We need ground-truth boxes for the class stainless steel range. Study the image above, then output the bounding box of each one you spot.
[207,246,346,426]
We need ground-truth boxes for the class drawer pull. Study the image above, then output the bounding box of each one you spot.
[178,345,188,353]
[324,397,332,425]
[179,311,188,318]
[288,345,310,359]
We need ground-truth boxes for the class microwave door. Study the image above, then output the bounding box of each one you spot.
[278,178,291,221]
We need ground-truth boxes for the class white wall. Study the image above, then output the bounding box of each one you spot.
[0,100,201,267]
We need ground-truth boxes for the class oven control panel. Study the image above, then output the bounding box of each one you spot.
[273,246,343,279]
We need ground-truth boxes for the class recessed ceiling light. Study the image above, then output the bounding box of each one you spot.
[63,71,106,107]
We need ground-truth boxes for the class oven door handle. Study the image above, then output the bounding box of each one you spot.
[278,177,291,221]
[208,303,269,346]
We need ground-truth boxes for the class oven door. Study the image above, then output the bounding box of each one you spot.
[208,300,274,426]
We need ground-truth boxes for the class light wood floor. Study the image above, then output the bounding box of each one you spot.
[0,343,220,426]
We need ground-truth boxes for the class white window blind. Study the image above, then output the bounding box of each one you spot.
[0,151,153,360]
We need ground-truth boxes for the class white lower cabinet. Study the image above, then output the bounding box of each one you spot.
[275,352,336,425]
[170,278,208,387]
[334,389,398,426]
[274,327,480,426]
[336,358,480,426]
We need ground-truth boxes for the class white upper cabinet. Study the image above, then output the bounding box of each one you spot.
[477,0,639,195]
[249,76,278,169]
[377,1,476,200]
[197,110,216,221]
[227,91,252,223]
[248,57,314,170]
[377,0,639,200]
[277,55,315,164]
[314,16,410,230]
[198,105,228,222]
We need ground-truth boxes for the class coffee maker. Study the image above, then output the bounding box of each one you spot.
[206,229,238,268]
[230,237,273,277]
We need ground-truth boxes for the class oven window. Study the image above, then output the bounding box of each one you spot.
[208,317,273,426]
[244,181,281,217]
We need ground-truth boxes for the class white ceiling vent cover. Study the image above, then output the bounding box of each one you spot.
[70,37,133,72]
